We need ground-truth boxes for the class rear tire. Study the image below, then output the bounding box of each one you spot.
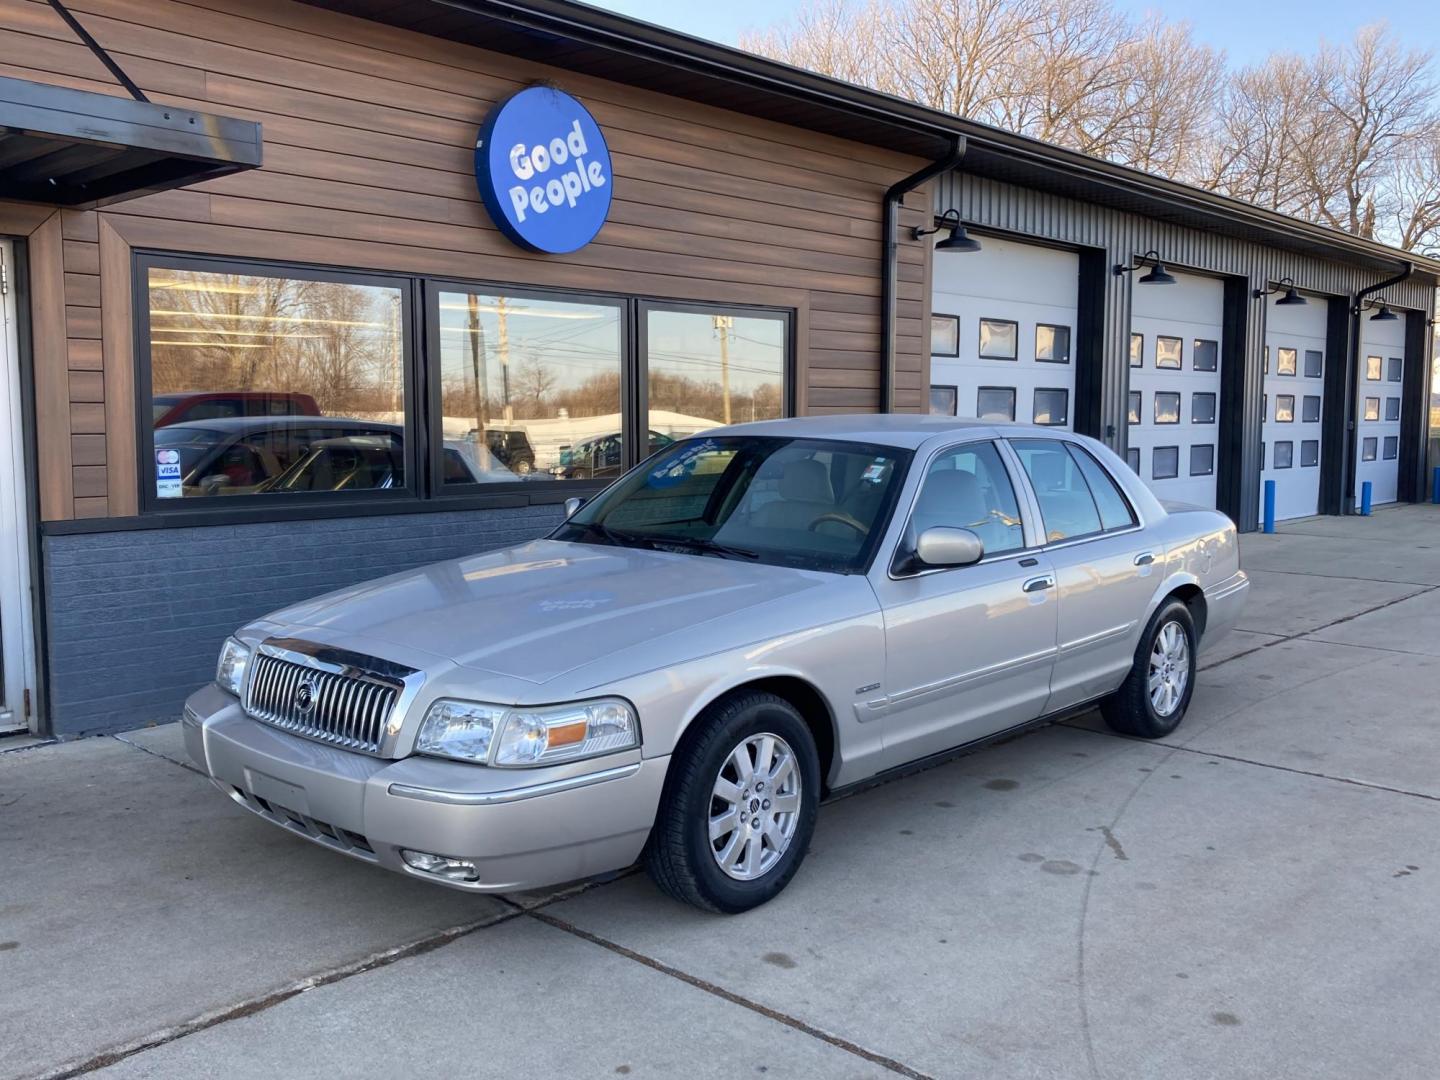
[644,691,820,913]
[1101,598,1197,739]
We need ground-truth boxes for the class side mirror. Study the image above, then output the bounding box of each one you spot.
[563,496,586,518]
[912,526,984,570]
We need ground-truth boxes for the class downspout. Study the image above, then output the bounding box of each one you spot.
[881,136,966,413]
[1342,260,1414,510]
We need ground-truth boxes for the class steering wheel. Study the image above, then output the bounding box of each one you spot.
[807,511,869,537]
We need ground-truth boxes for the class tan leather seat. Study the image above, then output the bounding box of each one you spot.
[751,458,835,530]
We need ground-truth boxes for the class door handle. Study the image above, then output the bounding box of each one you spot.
[1133,552,1155,567]
[1023,575,1054,594]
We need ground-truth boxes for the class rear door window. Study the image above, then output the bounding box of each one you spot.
[1010,439,1103,542]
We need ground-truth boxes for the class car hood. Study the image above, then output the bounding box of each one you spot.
[266,539,839,684]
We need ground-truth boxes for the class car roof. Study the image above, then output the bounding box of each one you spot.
[701,414,1070,450]
[157,416,400,435]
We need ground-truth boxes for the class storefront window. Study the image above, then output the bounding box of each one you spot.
[145,264,407,501]
[435,290,623,483]
[644,306,787,440]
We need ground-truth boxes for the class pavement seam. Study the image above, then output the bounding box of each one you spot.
[109,732,207,777]
[28,906,528,1080]
[1196,582,1438,671]
[1066,725,1440,805]
[1239,567,1439,587]
[527,908,936,1080]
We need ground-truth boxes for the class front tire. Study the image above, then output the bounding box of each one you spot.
[1101,599,1197,739]
[644,691,820,913]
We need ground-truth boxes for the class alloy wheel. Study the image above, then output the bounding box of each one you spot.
[708,732,803,881]
[1148,620,1191,718]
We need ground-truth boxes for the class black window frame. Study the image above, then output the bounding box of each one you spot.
[1383,435,1399,460]
[1387,356,1403,382]
[1034,323,1071,364]
[1153,390,1181,425]
[976,385,1016,422]
[1127,390,1141,425]
[978,317,1020,361]
[1300,439,1319,467]
[1125,447,1141,473]
[1363,396,1380,422]
[1384,396,1401,421]
[1155,335,1183,370]
[1031,387,1069,427]
[929,384,959,416]
[1302,395,1321,423]
[1192,338,1219,372]
[1276,347,1297,376]
[930,313,960,357]
[1275,394,1295,423]
[134,252,423,518]
[1304,350,1323,378]
[1273,440,1294,469]
[1365,355,1383,381]
[1189,443,1215,477]
[1191,391,1217,425]
[1361,437,1378,461]
[133,252,797,521]
[1129,332,1143,368]
[1152,445,1180,480]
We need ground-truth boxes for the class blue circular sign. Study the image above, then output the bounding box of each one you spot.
[474,87,613,255]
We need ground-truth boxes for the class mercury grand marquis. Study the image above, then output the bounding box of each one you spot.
[183,416,1248,912]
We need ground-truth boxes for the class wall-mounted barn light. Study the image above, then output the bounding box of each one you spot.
[1113,250,1175,285]
[1254,277,1307,306]
[913,208,982,253]
[1365,301,1400,322]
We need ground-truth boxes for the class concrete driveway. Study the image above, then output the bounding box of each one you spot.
[3,505,1438,1080]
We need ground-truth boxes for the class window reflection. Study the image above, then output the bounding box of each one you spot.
[436,291,623,483]
[147,267,405,499]
[645,307,786,439]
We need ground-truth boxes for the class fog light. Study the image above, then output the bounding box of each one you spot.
[401,849,480,883]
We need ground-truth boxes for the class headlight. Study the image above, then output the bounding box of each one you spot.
[415,698,638,767]
[215,637,250,697]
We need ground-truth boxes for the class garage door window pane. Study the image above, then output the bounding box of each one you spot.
[1191,392,1216,424]
[979,319,1018,360]
[1363,397,1380,421]
[438,291,623,483]
[1193,339,1218,372]
[1155,336,1182,369]
[1154,391,1180,424]
[1304,350,1323,378]
[1388,357,1403,382]
[1385,397,1400,421]
[977,386,1015,421]
[1275,395,1294,422]
[1036,324,1070,363]
[930,385,958,416]
[1189,444,1214,476]
[1301,439,1319,467]
[1263,346,1269,374]
[1366,355,1382,380]
[1302,395,1321,423]
[1152,446,1179,480]
[1130,333,1143,368]
[148,265,407,499]
[1032,388,1068,426]
[1277,348,1297,376]
[646,307,787,446]
[1362,437,1377,461]
[1127,391,1141,425]
[931,315,959,357]
[1011,439,1102,541]
[1383,436,1398,459]
[1125,447,1140,473]
[1274,441,1293,468]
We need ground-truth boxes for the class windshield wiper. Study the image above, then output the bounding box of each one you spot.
[649,536,760,561]
[570,520,656,549]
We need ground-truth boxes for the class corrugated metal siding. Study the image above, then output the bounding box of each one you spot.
[935,172,1438,527]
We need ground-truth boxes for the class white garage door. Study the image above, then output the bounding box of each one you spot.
[1129,271,1224,507]
[1260,291,1328,521]
[1354,313,1407,507]
[929,235,1078,429]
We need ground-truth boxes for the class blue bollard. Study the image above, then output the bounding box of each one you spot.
[1432,466,1440,505]
[1361,480,1373,516]
[1262,479,1276,534]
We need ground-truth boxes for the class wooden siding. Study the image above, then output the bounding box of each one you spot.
[1,0,932,520]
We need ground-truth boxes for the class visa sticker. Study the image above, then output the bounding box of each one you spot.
[155,449,183,499]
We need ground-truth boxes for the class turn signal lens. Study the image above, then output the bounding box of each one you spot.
[492,699,639,767]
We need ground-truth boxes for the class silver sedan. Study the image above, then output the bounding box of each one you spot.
[183,416,1247,912]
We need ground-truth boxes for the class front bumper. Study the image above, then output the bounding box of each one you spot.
[1200,570,1249,653]
[182,684,667,892]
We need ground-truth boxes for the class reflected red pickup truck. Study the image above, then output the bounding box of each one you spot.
[152,391,321,427]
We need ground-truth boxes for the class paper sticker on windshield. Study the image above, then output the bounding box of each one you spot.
[155,449,183,499]
[861,461,889,484]
[648,439,714,489]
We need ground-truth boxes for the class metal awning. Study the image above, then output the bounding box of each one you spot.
[0,75,261,209]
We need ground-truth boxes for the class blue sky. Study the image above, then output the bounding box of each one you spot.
[588,0,1439,68]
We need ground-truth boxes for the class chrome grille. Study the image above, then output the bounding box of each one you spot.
[244,646,409,755]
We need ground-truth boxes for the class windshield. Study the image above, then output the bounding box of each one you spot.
[552,436,911,573]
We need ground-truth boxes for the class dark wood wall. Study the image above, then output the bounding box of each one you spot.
[0,0,932,521]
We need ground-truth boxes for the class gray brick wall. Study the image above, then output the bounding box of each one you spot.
[42,505,564,737]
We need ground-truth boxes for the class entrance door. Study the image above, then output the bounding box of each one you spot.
[1129,270,1224,507]
[1260,290,1328,520]
[1354,311,1408,508]
[0,239,36,733]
